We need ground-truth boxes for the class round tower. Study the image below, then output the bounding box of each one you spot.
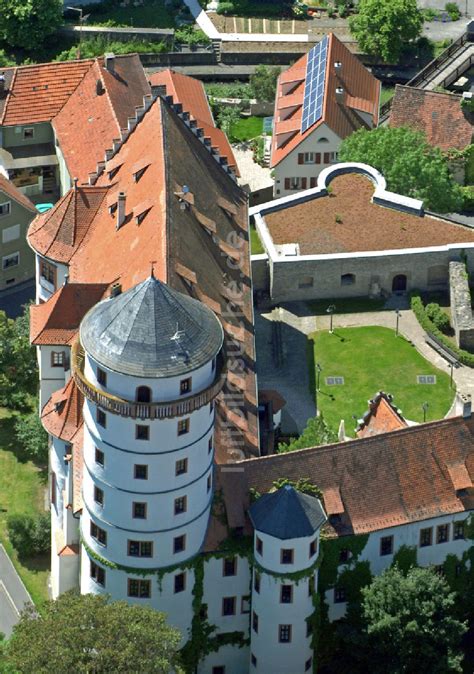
[73,276,224,636]
[248,485,327,674]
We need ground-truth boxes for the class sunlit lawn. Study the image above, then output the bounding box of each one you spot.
[0,408,49,610]
[309,326,454,436]
[230,116,264,142]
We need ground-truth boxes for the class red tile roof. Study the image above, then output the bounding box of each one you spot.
[225,414,474,537]
[1,60,93,125]
[149,69,239,175]
[30,282,109,345]
[41,377,83,442]
[389,85,473,152]
[271,33,380,167]
[0,173,36,212]
[356,391,408,438]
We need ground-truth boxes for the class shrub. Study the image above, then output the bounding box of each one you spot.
[422,7,441,20]
[14,408,49,465]
[217,2,235,14]
[7,513,50,558]
[445,2,461,20]
[425,302,451,332]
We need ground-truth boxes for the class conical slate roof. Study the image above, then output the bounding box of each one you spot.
[80,275,223,378]
[249,485,327,540]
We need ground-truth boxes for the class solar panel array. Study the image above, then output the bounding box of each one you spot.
[301,35,329,134]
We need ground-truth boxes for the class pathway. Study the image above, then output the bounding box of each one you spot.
[0,544,34,638]
[233,143,273,193]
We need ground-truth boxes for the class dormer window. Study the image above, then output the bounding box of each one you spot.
[131,156,152,183]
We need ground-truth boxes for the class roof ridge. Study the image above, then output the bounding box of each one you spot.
[0,66,16,125]
[96,60,121,133]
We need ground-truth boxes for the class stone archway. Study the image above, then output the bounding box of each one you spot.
[392,274,407,292]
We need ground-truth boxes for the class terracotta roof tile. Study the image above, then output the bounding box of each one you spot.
[41,377,83,442]
[356,391,407,438]
[389,85,473,151]
[0,173,36,212]
[271,33,380,167]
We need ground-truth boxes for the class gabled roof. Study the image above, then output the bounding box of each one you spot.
[149,69,239,175]
[389,85,473,152]
[0,173,36,212]
[271,33,380,167]
[41,377,83,442]
[356,391,408,438]
[27,185,108,263]
[249,485,327,539]
[30,282,109,345]
[228,414,474,537]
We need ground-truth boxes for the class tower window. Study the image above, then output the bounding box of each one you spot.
[208,437,213,454]
[173,535,186,553]
[309,539,317,557]
[180,378,192,395]
[175,458,188,476]
[134,464,148,480]
[132,502,147,519]
[174,572,186,593]
[97,368,107,386]
[136,386,151,403]
[223,557,237,577]
[380,536,393,556]
[135,425,149,441]
[254,572,260,593]
[90,561,105,586]
[222,596,236,616]
[207,474,212,492]
[279,624,292,643]
[95,448,104,467]
[96,409,106,428]
[51,351,65,368]
[128,578,151,598]
[94,486,104,507]
[280,584,293,604]
[174,496,187,515]
[177,418,190,436]
[256,537,263,555]
[280,548,294,564]
[252,611,259,633]
[90,522,107,546]
[128,540,153,557]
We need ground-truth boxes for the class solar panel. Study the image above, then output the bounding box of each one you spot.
[301,35,329,134]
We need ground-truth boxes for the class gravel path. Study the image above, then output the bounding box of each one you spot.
[233,144,273,193]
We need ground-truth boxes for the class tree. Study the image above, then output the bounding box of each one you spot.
[349,0,423,63]
[7,513,50,558]
[14,405,48,465]
[0,0,63,50]
[250,64,280,102]
[0,306,37,410]
[338,126,463,213]
[361,566,467,674]
[216,104,242,138]
[278,414,338,452]
[5,592,181,674]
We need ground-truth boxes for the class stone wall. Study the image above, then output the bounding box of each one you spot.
[251,254,270,293]
[449,260,474,350]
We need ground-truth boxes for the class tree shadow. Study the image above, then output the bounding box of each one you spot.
[19,552,50,573]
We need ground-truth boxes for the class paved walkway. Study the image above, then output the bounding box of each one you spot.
[233,143,273,193]
[0,544,34,637]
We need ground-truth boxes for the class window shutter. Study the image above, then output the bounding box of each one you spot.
[284,178,290,189]
[310,177,317,188]
[316,153,321,164]
[298,153,303,165]
[324,152,330,164]
[301,177,307,189]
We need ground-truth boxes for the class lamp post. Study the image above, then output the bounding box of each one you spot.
[67,6,89,59]
[315,363,322,415]
[395,309,401,337]
[422,401,429,423]
[327,304,336,334]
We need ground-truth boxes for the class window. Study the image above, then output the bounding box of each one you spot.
[40,259,55,285]
[134,464,148,480]
[177,418,190,436]
[254,572,260,593]
[136,425,149,441]
[339,548,351,563]
[128,578,151,598]
[453,521,465,540]
[251,654,257,667]
[380,536,393,556]
[212,668,225,674]
[222,596,236,616]
[420,527,433,547]
[207,474,212,492]
[280,584,293,603]
[90,522,107,546]
[97,368,107,386]
[23,127,34,139]
[94,486,104,507]
[318,137,329,143]
[309,540,317,557]
[132,502,147,519]
[2,224,20,243]
[51,351,65,368]
[223,557,237,577]
[174,535,186,553]
[209,400,214,414]
[174,496,187,515]
[256,537,263,555]
[174,572,186,593]
[90,561,105,586]
[252,611,259,633]
[298,276,314,289]
[2,253,19,270]
[0,202,11,217]
[180,378,192,395]
[280,549,294,564]
[437,524,449,544]
[208,437,213,454]
[96,409,106,428]
[334,587,346,603]
[341,273,356,286]
[51,471,57,508]
[241,596,250,614]
[175,458,188,476]
[285,177,307,190]
[323,152,332,164]
[305,657,313,671]
[128,540,153,557]
[306,621,312,638]
[95,448,104,467]
[278,624,292,643]
[298,152,316,164]
[136,386,151,403]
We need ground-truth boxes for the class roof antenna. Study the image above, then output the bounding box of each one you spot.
[150,260,156,279]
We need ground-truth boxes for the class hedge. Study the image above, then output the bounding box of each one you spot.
[410,292,474,367]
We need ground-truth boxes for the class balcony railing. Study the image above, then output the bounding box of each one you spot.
[72,340,226,420]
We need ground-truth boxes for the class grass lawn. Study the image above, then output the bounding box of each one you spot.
[380,85,395,106]
[308,296,386,315]
[77,0,175,28]
[250,224,264,255]
[0,409,49,610]
[230,116,264,142]
[309,326,454,436]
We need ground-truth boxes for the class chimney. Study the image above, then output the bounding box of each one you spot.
[335,86,344,103]
[460,393,472,419]
[0,74,5,96]
[104,53,115,74]
[334,61,342,72]
[110,282,122,298]
[116,191,126,229]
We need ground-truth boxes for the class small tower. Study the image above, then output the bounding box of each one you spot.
[73,275,224,637]
[248,485,327,674]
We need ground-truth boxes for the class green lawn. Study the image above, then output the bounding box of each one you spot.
[73,0,176,28]
[250,224,265,255]
[309,326,454,436]
[308,296,386,315]
[380,85,395,106]
[0,409,49,610]
[230,116,264,142]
